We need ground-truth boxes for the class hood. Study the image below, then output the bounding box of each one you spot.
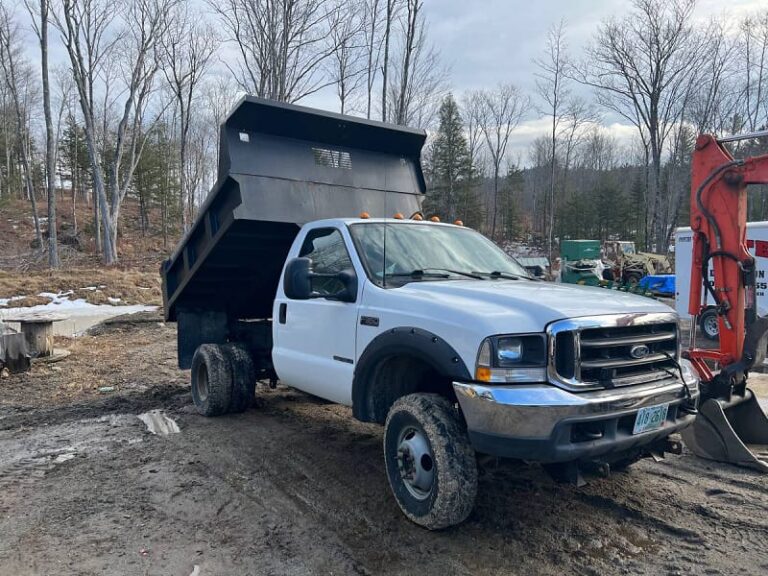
[395,279,673,329]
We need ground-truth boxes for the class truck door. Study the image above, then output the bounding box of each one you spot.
[272,227,359,405]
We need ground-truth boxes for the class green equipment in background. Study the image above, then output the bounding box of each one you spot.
[560,240,602,286]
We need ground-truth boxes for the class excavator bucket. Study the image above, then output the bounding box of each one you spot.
[681,390,768,472]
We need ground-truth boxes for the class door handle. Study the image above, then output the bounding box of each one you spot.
[279,303,287,324]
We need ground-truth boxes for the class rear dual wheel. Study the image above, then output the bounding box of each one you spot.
[191,343,256,416]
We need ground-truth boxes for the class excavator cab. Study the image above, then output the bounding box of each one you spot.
[682,131,768,472]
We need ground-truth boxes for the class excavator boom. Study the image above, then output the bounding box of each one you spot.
[682,132,768,471]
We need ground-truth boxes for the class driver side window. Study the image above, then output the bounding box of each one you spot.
[299,228,354,297]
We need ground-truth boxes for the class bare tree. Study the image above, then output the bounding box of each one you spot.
[203,75,238,169]
[0,4,43,250]
[476,83,527,239]
[361,0,382,119]
[25,0,60,267]
[577,0,703,251]
[325,1,365,114]
[211,0,340,103]
[461,92,486,177]
[161,4,218,231]
[689,19,739,135]
[380,0,399,121]
[387,1,446,127]
[740,11,768,132]
[393,0,419,124]
[534,20,569,261]
[57,0,175,263]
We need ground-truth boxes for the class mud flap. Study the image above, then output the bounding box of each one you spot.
[680,390,768,472]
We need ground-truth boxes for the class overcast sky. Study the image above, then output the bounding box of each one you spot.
[13,0,767,163]
[302,0,766,162]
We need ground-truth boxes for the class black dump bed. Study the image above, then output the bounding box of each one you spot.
[161,96,427,324]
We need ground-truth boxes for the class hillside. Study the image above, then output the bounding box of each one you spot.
[0,196,179,308]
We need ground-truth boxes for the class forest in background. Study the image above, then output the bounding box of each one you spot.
[1,0,768,269]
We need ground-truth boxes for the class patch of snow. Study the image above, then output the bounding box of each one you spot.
[0,295,26,307]
[0,295,156,319]
[0,289,157,334]
[107,297,122,304]
[138,411,180,436]
[53,453,76,464]
[79,286,98,291]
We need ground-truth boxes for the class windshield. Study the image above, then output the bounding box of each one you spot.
[349,222,530,286]
[620,242,636,255]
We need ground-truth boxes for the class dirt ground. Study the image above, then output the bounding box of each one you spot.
[1,318,768,576]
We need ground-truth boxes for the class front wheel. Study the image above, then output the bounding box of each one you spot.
[383,393,478,530]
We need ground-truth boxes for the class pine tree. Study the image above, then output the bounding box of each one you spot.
[425,94,477,225]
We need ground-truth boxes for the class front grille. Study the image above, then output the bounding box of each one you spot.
[548,313,679,389]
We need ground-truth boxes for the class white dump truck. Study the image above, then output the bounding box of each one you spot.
[162,97,700,529]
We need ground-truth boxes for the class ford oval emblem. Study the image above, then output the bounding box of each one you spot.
[629,344,650,359]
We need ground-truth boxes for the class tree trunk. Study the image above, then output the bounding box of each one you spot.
[381,0,394,122]
[40,0,59,268]
[491,166,499,239]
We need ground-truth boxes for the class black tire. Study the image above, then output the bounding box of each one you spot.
[624,271,643,287]
[383,393,478,530]
[191,344,233,417]
[222,343,256,413]
[699,308,719,341]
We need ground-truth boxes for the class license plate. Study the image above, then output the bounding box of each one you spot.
[632,403,669,435]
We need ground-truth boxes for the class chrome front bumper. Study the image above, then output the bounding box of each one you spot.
[453,377,699,463]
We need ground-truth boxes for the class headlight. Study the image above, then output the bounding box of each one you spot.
[475,334,547,383]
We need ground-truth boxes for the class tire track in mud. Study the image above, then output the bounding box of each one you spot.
[167,414,382,575]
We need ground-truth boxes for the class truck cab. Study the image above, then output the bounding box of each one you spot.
[162,97,700,530]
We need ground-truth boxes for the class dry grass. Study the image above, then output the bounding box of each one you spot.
[6,295,53,307]
[0,268,162,307]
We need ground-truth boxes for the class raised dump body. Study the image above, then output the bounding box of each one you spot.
[161,96,426,366]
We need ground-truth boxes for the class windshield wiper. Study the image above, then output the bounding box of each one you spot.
[387,268,483,280]
[419,268,484,280]
[473,270,522,280]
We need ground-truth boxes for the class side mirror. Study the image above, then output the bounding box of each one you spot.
[284,257,312,300]
[334,269,358,303]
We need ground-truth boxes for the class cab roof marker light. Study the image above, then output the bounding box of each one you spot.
[430,216,440,222]
[360,212,370,219]
[393,213,404,219]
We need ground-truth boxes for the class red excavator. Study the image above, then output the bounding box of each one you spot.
[682,130,768,471]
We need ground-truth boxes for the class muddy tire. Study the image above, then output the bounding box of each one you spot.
[191,344,233,417]
[699,308,719,341]
[383,393,478,530]
[222,343,256,413]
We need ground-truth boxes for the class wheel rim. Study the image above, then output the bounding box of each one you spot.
[197,364,209,402]
[704,315,719,338]
[396,425,435,501]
